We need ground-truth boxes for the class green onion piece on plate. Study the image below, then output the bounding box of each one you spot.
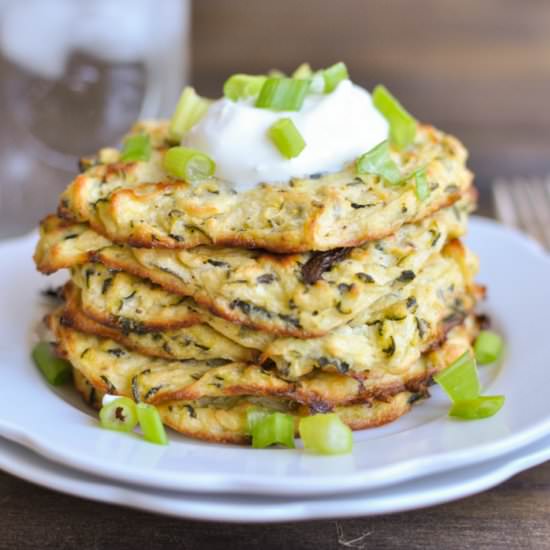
[292,63,313,80]
[120,134,151,163]
[356,140,402,184]
[137,403,168,445]
[474,330,504,365]
[32,342,71,386]
[246,407,270,434]
[299,413,353,455]
[268,118,306,159]
[434,351,481,403]
[449,395,505,420]
[414,167,430,201]
[372,84,416,150]
[256,77,310,111]
[251,412,295,449]
[163,146,216,182]
[322,62,349,93]
[223,74,267,101]
[169,86,211,141]
[99,397,138,433]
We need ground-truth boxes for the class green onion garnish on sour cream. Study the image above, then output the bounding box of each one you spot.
[169,86,211,141]
[322,62,349,93]
[268,118,306,159]
[223,74,267,101]
[256,77,311,111]
[292,63,313,80]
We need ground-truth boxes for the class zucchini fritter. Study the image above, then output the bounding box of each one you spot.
[58,121,472,253]
[49,306,478,410]
[62,283,258,363]
[72,311,477,445]
[63,241,480,379]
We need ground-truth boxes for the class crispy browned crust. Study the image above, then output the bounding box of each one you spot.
[73,179,466,253]
[50,300,479,411]
[60,292,259,368]
[33,215,108,274]
[68,278,203,333]
[35,202,476,339]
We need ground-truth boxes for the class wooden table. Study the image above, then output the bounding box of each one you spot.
[2,459,550,549]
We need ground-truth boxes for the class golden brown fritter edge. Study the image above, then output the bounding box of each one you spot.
[72,367,415,445]
[49,303,479,413]
[34,198,474,338]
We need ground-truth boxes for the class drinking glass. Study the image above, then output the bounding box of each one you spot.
[0,0,190,238]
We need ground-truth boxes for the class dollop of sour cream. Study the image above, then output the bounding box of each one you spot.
[183,79,389,192]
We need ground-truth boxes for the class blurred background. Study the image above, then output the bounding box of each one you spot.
[1,0,549,238]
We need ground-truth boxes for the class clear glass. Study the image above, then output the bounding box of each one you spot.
[0,0,190,238]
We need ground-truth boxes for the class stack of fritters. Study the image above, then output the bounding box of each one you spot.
[34,121,482,443]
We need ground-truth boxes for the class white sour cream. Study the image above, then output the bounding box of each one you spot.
[183,79,389,192]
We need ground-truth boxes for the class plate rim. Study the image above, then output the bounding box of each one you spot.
[1,216,550,497]
[1,431,550,523]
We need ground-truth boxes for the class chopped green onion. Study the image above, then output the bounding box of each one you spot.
[99,397,138,433]
[169,86,211,141]
[32,342,71,386]
[299,413,353,455]
[322,62,349,93]
[292,63,313,80]
[474,330,504,365]
[120,134,151,163]
[414,167,430,201]
[372,85,416,150]
[268,118,306,159]
[434,351,480,403]
[251,412,295,449]
[223,74,267,101]
[309,71,326,94]
[356,140,401,184]
[163,146,216,182]
[246,407,270,434]
[256,77,310,111]
[268,69,286,78]
[137,403,168,445]
[449,396,505,419]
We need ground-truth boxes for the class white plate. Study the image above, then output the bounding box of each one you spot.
[2,431,550,522]
[1,217,549,497]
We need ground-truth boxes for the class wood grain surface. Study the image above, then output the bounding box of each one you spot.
[2,461,550,549]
